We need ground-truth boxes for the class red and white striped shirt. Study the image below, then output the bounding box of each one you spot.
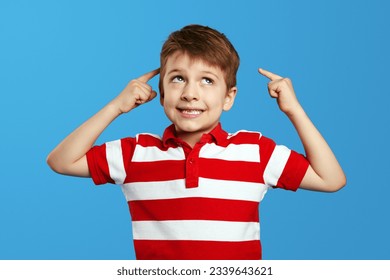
[86,123,309,260]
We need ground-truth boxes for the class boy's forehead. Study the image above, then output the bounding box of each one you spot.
[165,51,223,74]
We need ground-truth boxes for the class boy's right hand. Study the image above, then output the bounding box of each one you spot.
[47,68,160,178]
[112,68,160,114]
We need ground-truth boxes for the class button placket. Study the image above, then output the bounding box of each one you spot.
[184,144,203,188]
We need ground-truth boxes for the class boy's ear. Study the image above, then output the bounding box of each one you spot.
[159,77,164,106]
[223,86,237,111]
[159,91,164,106]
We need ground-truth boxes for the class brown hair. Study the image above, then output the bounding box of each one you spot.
[159,24,240,95]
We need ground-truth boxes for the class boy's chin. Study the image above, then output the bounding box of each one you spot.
[174,126,202,135]
[174,123,216,136]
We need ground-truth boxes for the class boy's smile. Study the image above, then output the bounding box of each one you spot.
[161,51,237,146]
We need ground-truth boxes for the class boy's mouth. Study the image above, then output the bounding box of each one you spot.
[179,109,204,115]
[177,108,205,118]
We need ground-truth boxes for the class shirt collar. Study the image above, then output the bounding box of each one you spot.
[162,123,228,147]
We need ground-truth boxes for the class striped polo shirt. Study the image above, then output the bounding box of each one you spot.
[86,123,309,260]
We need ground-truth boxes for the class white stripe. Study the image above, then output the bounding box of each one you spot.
[121,177,269,202]
[200,143,260,162]
[263,145,291,187]
[227,130,261,139]
[106,140,126,184]
[132,145,185,162]
[132,220,260,241]
[136,132,161,141]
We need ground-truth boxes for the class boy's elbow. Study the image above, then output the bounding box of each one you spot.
[47,153,89,177]
[325,175,347,193]
[46,154,57,173]
[46,153,65,174]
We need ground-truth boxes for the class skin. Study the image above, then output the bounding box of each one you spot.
[160,51,237,147]
[46,53,346,192]
[258,68,346,191]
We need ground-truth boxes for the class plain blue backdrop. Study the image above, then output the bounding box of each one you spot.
[1,0,389,260]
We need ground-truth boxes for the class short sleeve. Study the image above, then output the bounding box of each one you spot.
[86,137,136,185]
[259,136,309,191]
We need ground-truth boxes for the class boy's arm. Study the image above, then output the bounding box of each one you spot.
[259,68,346,192]
[46,69,159,177]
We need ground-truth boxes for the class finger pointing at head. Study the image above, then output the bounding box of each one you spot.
[137,68,160,83]
[258,68,283,81]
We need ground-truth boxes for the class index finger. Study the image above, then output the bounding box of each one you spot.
[137,68,160,83]
[258,68,283,81]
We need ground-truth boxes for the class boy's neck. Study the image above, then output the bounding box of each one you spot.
[176,131,204,148]
[174,123,220,148]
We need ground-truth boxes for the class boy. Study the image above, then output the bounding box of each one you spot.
[47,24,346,260]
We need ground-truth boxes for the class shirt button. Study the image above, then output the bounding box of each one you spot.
[189,158,194,164]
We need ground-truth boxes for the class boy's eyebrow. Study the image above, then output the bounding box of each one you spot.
[167,69,220,80]
[167,68,182,75]
[200,70,220,80]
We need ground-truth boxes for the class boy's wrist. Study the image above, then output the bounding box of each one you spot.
[106,100,126,118]
[284,104,306,120]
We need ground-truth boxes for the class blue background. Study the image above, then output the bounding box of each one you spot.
[1,0,389,260]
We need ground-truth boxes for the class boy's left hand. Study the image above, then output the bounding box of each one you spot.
[258,68,302,116]
[259,68,346,192]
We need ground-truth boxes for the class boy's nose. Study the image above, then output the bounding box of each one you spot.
[181,83,199,101]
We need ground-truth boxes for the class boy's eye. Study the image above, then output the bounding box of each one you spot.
[202,77,213,85]
[172,76,184,83]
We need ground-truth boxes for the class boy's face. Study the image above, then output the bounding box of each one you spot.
[160,51,237,142]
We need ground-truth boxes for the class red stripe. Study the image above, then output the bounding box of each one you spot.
[137,134,169,149]
[87,144,114,185]
[120,138,136,183]
[199,158,263,183]
[258,135,276,175]
[226,131,261,146]
[125,160,185,183]
[277,150,309,191]
[129,197,259,222]
[125,158,265,184]
[134,240,261,260]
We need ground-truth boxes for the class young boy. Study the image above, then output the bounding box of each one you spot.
[47,24,346,260]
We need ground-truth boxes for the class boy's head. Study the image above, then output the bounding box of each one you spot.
[158,25,240,144]
[159,24,240,96]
